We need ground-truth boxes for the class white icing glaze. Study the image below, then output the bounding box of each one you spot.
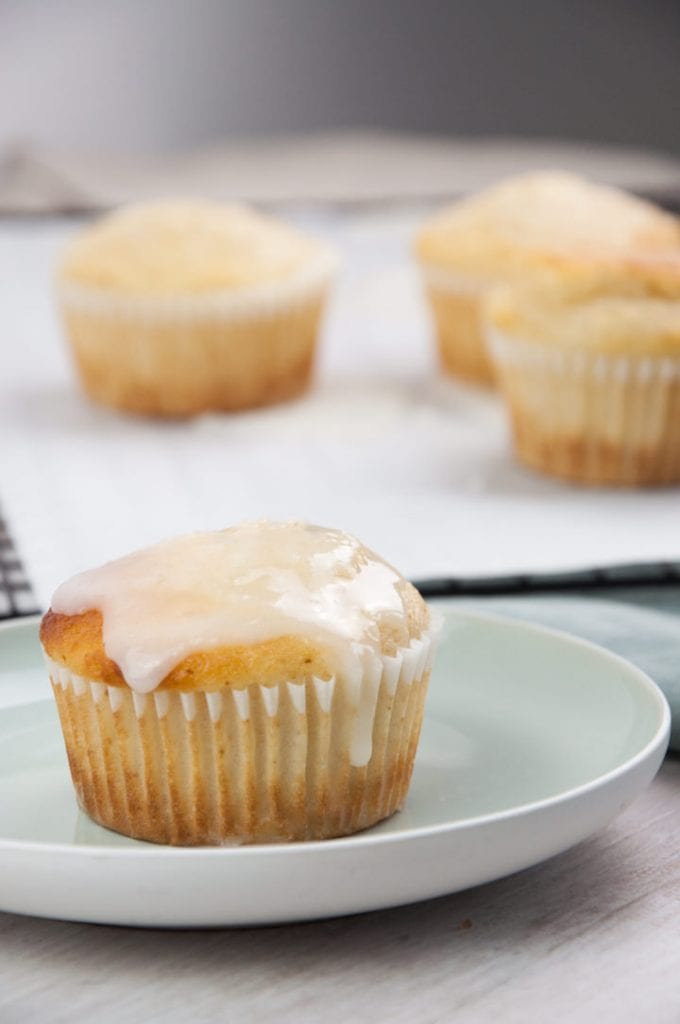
[51,521,411,696]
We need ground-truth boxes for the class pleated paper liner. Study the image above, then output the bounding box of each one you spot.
[489,330,680,485]
[419,264,496,386]
[57,251,337,416]
[45,625,439,845]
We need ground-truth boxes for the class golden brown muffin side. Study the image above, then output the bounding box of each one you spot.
[41,581,429,692]
[41,609,330,689]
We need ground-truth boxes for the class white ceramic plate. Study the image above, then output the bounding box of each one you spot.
[0,607,669,928]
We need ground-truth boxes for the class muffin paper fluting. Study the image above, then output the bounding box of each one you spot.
[489,330,680,485]
[420,266,495,385]
[44,624,439,845]
[58,253,336,416]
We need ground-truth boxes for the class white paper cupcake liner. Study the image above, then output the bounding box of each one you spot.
[57,249,338,415]
[489,329,680,484]
[44,621,440,845]
[418,264,496,384]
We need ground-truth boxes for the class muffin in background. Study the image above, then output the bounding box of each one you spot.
[57,201,337,416]
[40,521,440,845]
[487,254,680,486]
[414,172,680,386]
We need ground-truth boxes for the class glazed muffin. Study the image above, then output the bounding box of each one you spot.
[57,201,337,416]
[487,254,680,485]
[414,172,680,385]
[40,522,440,845]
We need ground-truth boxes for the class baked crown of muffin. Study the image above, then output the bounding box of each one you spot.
[487,253,680,355]
[41,522,430,693]
[415,172,680,278]
[58,201,331,294]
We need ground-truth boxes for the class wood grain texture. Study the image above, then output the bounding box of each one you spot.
[1,757,678,1023]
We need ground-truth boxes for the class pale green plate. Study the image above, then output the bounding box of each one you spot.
[0,608,669,927]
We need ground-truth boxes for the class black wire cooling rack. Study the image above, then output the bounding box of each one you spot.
[0,512,40,620]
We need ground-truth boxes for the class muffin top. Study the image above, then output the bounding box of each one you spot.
[486,253,680,355]
[41,522,431,693]
[58,201,332,295]
[415,172,680,280]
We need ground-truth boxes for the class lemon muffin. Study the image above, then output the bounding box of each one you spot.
[414,172,680,385]
[57,201,337,416]
[487,254,680,485]
[40,522,440,845]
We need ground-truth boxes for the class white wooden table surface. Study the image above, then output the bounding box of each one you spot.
[1,756,678,1024]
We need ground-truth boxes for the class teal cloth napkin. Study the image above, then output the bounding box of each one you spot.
[438,585,680,752]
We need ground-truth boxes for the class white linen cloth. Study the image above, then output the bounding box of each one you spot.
[1,206,679,608]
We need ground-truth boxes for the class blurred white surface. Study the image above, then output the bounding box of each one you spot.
[1,209,679,605]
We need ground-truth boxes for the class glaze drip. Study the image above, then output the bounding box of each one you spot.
[51,522,412,694]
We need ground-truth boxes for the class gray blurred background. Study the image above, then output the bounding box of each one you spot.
[1,0,679,155]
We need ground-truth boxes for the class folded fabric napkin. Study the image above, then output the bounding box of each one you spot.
[446,587,680,752]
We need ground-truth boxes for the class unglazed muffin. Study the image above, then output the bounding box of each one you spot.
[57,201,337,416]
[414,172,680,385]
[487,254,680,485]
[40,522,440,845]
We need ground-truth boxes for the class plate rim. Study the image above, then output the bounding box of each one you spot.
[0,607,670,859]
